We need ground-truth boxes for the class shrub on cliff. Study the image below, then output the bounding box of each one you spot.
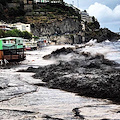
[4,29,32,39]
[0,30,5,38]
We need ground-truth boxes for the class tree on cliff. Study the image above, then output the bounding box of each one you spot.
[22,31,32,39]
[4,29,32,39]
[0,30,5,38]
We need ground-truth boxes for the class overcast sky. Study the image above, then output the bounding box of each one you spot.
[64,0,120,32]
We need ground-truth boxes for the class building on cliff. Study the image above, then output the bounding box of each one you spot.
[9,23,31,33]
[34,0,63,4]
[0,22,31,33]
[81,10,92,23]
[0,22,11,31]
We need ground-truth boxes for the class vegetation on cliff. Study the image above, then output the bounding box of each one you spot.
[26,3,81,24]
[0,1,80,24]
[0,29,32,39]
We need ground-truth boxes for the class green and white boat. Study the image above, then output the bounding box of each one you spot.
[0,37,26,63]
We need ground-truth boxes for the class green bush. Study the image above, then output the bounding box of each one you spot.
[4,29,32,39]
[0,30,5,38]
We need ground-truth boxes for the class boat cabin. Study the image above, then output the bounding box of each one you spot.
[0,37,26,62]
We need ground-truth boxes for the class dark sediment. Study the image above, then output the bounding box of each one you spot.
[42,115,64,120]
[24,47,120,103]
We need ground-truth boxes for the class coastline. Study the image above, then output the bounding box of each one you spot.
[22,46,120,104]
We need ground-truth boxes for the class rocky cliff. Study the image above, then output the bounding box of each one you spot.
[85,22,120,42]
[0,1,120,43]
[31,18,81,36]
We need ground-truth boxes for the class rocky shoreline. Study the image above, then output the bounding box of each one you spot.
[22,47,120,103]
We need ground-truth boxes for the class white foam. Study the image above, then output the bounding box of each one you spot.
[82,41,120,64]
[22,45,74,67]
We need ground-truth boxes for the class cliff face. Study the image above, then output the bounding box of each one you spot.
[31,18,82,36]
[85,28,120,42]
[85,21,120,42]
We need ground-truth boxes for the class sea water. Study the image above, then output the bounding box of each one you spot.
[0,43,120,120]
[81,40,120,64]
[103,41,120,64]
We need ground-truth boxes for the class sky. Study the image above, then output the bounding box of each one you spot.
[64,0,120,32]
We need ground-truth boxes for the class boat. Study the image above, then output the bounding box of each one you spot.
[23,39,37,51]
[0,37,26,64]
[37,36,50,48]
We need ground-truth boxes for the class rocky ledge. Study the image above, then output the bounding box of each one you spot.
[24,47,120,103]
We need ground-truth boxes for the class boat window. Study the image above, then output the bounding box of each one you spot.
[3,49,17,55]
[18,40,20,44]
[3,40,6,43]
[11,50,17,55]
[10,39,15,44]
[3,40,9,43]
[3,50,11,55]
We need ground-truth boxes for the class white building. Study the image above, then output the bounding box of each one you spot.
[0,22,31,33]
[81,11,93,23]
[34,0,63,3]
[9,22,31,33]
[0,22,11,31]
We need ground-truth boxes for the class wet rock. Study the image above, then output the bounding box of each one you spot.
[101,119,110,120]
[83,60,101,69]
[24,47,120,103]
[72,108,85,119]
[42,115,64,120]
[43,47,75,59]
[117,111,120,113]
[33,82,46,87]
[17,67,38,73]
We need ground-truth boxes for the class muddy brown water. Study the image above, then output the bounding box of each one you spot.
[0,45,120,120]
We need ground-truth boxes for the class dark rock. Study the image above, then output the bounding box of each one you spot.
[85,28,120,42]
[17,67,37,73]
[22,47,120,103]
[72,108,85,119]
[43,47,74,59]
[42,115,64,120]
[33,83,46,87]
[117,111,120,113]
[100,119,110,120]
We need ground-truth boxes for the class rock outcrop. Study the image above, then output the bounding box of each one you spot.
[24,47,120,103]
[31,18,82,37]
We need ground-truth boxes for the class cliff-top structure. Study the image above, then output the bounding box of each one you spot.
[18,0,63,4]
[34,0,63,4]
